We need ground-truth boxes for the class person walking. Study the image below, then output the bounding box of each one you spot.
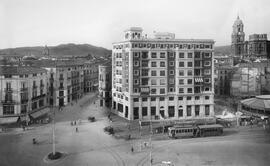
[76,127,78,132]
[131,146,134,153]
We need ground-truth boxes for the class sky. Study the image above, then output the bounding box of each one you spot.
[0,0,270,49]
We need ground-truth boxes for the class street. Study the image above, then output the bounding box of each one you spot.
[0,93,270,166]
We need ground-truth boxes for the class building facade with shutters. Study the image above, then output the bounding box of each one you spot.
[112,27,215,121]
[0,66,49,124]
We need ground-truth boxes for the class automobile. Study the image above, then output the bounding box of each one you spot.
[88,116,95,122]
[104,126,114,135]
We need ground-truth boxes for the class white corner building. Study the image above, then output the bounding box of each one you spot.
[112,27,215,121]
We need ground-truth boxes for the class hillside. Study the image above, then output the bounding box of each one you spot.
[214,45,231,55]
[0,43,111,58]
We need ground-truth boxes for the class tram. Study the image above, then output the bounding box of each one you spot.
[168,124,223,138]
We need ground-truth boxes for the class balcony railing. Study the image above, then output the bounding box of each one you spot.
[4,88,13,92]
[59,86,64,90]
[20,87,28,92]
[1,100,17,104]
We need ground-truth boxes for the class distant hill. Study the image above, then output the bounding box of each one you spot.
[214,45,231,55]
[0,43,111,58]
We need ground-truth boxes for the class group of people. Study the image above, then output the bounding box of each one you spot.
[71,120,81,132]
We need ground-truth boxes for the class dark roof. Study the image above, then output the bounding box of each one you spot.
[0,66,47,75]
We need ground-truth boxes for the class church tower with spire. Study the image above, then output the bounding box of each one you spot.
[231,15,246,57]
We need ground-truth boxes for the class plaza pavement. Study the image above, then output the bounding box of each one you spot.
[0,92,270,166]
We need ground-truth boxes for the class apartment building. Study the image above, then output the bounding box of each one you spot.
[98,62,112,107]
[0,66,49,124]
[112,27,215,121]
[84,61,99,93]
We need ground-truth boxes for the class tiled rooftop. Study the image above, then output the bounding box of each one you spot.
[0,66,47,75]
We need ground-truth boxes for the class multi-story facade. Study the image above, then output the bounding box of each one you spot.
[98,62,112,107]
[248,34,270,59]
[112,27,215,121]
[84,62,99,93]
[0,66,49,124]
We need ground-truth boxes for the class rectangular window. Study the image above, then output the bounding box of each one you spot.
[141,78,148,85]
[133,98,139,102]
[169,87,174,92]
[134,79,139,85]
[160,61,166,67]
[178,97,183,100]
[187,106,192,116]
[169,70,174,75]
[151,62,157,67]
[141,69,148,76]
[187,62,193,67]
[151,52,157,58]
[204,52,211,58]
[160,88,165,94]
[151,88,157,94]
[205,78,211,83]
[151,107,156,116]
[195,61,201,67]
[187,79,193,84]
[188,53,193,58]
[169,61,174,66]
[205,105,210,116]
[160,79,166,85]
[151,70,157,76]
[187,88,193,93]
[160,52,166,58]
[168,106,175,117]
[179,53,184,58]
[134,61,139,66]
[204,61,211,66]
[195,96,200,100]
[178,109,183,117]
[187,70,193,76]
[195,105,200,116]
[179,79,184,85]
[204,69,211,75]
[179,62,184,67]
[160,97,165,101]
[169,78,174,84]
[205,96,210,100]
[187,96,192,100]
[142,107,148,116]
[195,52,200,58]
[179,88,184,93]
[134,88,139,93]
[169,97,174,101]
[179,70,184,76]
[160,70,166,76]
[142,97,147,102]
[134,70,139,76]
[151,97,156,101]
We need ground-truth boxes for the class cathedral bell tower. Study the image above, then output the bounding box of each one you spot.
[231,15,245,57]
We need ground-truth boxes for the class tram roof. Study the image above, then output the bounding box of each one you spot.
[197,124,223,129]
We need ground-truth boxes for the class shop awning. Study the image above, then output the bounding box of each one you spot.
[0,117,18,124]
[30,108,51,119]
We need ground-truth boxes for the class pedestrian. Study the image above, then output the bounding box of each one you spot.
[71,121,73,126]
[131,146,134,153]
[74,121,76,125]
[76,127,78,132]
[250,120,253,128]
